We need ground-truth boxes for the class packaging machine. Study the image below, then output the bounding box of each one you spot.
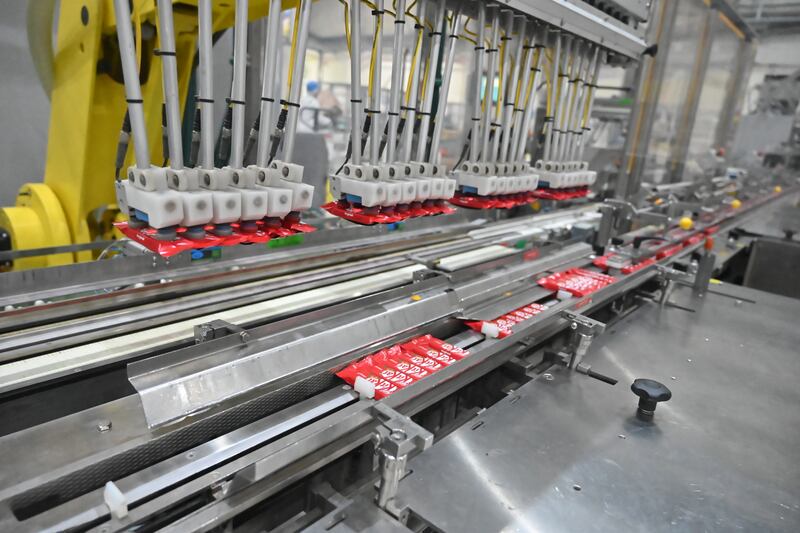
[0,0,799,532]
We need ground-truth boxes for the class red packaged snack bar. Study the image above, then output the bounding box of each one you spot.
[380,346,431,380]
[411,335,469,359]
[401,342,459,366]
[465,320,512,339]
[336,357,400,399]
[405,351,444,372]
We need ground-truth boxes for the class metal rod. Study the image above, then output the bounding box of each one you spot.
[350,0,363,165]
[491,11,514,163]
[480,11,500,164]
[500,16,526,164]
[569,45,598,161]
[283,0,313,163]
[542,30,560,162]
[516,36,543,163]
[560,41,584,162]
[369,0,384,165]
[229,0,249,168]
[468,2,486,166]
[400,0,424,163]
[552,36,573,162]
[509,25,533,163]
[112,0,150,168]
[156,0,183,169]
[415,0,447,163]
[429,7,463,165]
[197,0,215,169]
[386,0,406,163]
[577,50,604,161]
[256,0,282,167]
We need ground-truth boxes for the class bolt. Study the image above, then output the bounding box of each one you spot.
[96,420,112,432]
[543,373,554,381]
[618,434,626,439]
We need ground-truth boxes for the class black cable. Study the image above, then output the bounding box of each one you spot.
[216,105,233,167]
[188,107,202,168]
[267,107,288,165]
[161,103,169,167]
[453,130,472,170]
[244,111,261,164]
[114,110,132,180]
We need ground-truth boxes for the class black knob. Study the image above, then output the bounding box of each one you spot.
[631,378,671,419]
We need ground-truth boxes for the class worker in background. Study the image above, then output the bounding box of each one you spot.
[299,80,333,133]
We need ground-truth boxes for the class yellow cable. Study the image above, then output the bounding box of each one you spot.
[495,33,505,119]
[463,17,478,38]
[513,39,529,106]
[284,4,301,108]
[404,23,423,106]
[524,48,541,108]
[338,0,351,55]
[368,7,382,99]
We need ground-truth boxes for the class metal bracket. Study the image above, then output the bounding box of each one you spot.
[560,310,606,369]
[370,403,433,518]
[193,319,250,344]
[654,264,688,306]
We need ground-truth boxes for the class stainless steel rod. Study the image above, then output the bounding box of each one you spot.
[400,0,424,163]
[542,30,560,163]
[480,11,499,164]
[516,37,543,163]
[578,50,604,161]
[386,0,406,163]
[112,0,150,168]
[415,0,446,163]
[369,0,384,165]
[552,36,573,162]
[509,25,533,163]
[283,0,313,163]
[229,0,249,168]
[350,0,363,165]
[500,16,526,164]
[491,10,513,163]
[256,0,282,167]
[156,0,183,169]
[468,2,486,166]
[197,0,215,169]
[560,41,584,162]
[429,7,463,165]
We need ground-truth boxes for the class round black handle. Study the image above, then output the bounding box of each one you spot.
[631,378,671,418]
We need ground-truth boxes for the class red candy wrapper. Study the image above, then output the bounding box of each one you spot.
[337,335,470,398]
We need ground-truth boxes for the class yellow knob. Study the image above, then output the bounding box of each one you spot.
[731,199,742,209]
[774,185,783,193]
[410,294,422,301]
[678,217,694,231]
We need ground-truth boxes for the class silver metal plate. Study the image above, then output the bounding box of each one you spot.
[396,284,800,532]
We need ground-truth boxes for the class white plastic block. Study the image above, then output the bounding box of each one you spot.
[121,178,185,228]
[104,481,128,520]
[235,187,269,220]
[394,178,418,203]
[454,170,498,196]
[442,177,457,199]
[381,180,403,207]
[269,160,304,183]
[331,175,388,207]
[353,376,375,399]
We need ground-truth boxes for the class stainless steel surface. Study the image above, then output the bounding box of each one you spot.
[396,283,800,532]
[505,0,648,59]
